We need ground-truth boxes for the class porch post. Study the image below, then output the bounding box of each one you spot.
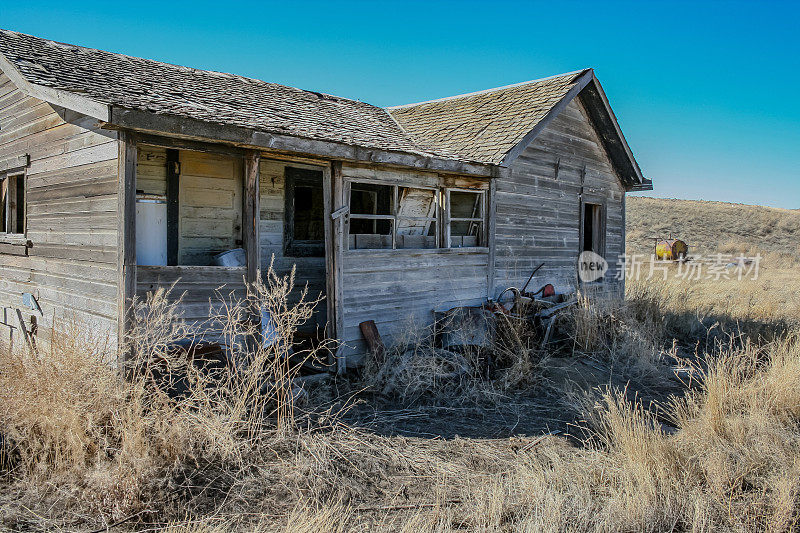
[331,161,346,374]
[117,130,137,365]
[243,150,261,284]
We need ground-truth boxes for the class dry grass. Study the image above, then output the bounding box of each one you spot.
[2,199,800,531]
[626,196,800,260]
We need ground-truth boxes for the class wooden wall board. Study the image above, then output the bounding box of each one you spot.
[0,73,120,351]
[497,98,626,296]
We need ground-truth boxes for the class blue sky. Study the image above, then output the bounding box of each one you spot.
[2,0,798,208]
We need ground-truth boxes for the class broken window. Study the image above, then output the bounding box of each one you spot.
[346,182,487,250]
[0,173,25,235]
[348,183,394,249]
[396,187,438,249]
[447,189,484,247]
[285,167,325,257]
[347,183,442,250]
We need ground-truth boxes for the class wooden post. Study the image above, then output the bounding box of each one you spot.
[117,131,137,365]
[322,164,335,343]
[243,150,261,285]
[487,178,497,300]
[242,150,261,353]
[331,161,346,374]
[166,149,180,265]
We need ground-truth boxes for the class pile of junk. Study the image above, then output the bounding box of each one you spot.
[361,263,578,388]
[436,263,577,353]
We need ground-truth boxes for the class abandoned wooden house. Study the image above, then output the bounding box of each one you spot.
[0,29,651,367]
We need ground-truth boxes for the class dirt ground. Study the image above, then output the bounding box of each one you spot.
[315,350,685,441]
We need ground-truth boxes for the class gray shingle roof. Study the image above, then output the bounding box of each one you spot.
[0,29,589,167]
[387,71,588,164]
[0,29,448,158]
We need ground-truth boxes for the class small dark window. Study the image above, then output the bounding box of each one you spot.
[582,202,603,254]
[1,173,25,235]
[285,167,325,257]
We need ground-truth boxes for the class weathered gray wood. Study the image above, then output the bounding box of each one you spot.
[117,130,137,357]
[331,161,346,373]
[15,308,34,351]
[322,163,335,343]
[0,83,120,352]
[500,69,594,167]
[243,150,261,284]
[487,178,497,300]
[497,98,625,298]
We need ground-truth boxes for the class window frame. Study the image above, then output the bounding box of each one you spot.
[0,170,27,238]
[344,178,487,252]
[284,166,326,257]
[580,200,606,257]
[444,187,486,249]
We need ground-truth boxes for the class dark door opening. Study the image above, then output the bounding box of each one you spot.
[582,202,602,254]
[285,167,325,257]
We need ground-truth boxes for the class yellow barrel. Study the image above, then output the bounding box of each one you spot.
[655,239,688,261]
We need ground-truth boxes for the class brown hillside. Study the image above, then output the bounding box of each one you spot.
[626,196,800,258]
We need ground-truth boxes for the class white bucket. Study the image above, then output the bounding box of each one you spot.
[213,248,246,267]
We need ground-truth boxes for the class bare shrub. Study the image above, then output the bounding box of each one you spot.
[0,265,328,525]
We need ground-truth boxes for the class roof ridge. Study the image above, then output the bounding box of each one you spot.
[386,68,591,110]
[0,28,375,108]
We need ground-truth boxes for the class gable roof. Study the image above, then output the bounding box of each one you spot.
[0,29,443,157]
[0,29,649,188]
[387,70,590,165]
[388,69,650,189]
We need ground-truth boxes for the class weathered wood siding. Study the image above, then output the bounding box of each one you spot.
[338,163,489,358]
[259,158,327,330]
[497,97,625,296]
[135,265,246,335]
[179,151,243,265]
[0,73,119,347]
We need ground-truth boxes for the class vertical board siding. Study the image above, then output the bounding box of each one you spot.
[496,98,625,296]
[179,151,243,265]
[0,73,119,347]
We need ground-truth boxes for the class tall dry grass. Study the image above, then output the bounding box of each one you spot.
[0,265,328,526]
[1,261,799,531]
[156,332,800,532]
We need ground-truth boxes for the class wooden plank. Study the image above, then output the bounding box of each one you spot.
[322,163,335,343]
[331,161,345,373]
[487,177,497,300]
[0,242,28,256]
[359,320,385,358]
[243,150,261,284]
[15,308,34,351]
[117,131,137,358]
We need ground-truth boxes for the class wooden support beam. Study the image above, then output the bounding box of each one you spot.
[331,161,346,374]
[166,149,180,266]
[243,150,261,285]
[487,178,497,300]
[117,131,137,364]
[322,164,335,342]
